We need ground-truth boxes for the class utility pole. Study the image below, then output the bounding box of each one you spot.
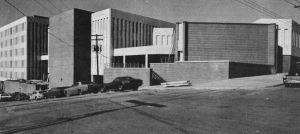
[91,34,103,75]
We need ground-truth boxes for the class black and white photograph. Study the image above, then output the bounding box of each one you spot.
[0,0,300,133]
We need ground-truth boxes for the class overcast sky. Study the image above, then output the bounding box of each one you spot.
[0,0,300,27]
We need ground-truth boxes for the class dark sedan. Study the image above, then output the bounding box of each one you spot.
[44,86,70,98]
[100,76,143,92]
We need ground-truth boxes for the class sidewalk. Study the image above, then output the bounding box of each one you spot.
[140,73,284,90]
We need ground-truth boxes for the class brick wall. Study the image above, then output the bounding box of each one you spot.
[185,22,276,66]
[104,68,151,87]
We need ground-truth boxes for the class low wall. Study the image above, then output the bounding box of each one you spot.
[103,68,151,87]
[150,61,230,84]
[150,61,274,85]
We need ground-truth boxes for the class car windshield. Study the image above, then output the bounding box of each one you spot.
[81,82,94,84]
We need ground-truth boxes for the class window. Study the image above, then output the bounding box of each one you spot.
[22,48,24,55]
[21,35,25,43]
[15,37,18,45]
[161,35,165,45]
[15,49,18,56]
[22,23,25,31]
[22,60,24,67]
[15,60,17,67]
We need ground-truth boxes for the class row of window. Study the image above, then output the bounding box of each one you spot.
[292,30,300,48]
[0,23,26,39]
[0,60,25,68]
[110,17,155,48]
[155,35,172,45]
[0,35,25,48]
[0,48,25,58]
[0,71,25,79]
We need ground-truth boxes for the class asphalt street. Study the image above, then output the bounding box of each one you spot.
[0,85,300,134]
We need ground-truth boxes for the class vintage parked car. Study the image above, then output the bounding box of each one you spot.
[29,91,45,100]
[11,92,29,101]
[64,81,102,97]
[283,62,300,87]
[100,76,143,92]
[44,86,70,99]
[0,92,12,101]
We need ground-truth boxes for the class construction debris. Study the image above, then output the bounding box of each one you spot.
[161,81,192,87]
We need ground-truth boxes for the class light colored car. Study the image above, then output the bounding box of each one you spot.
[64,81,102,97]
[29,91,45,100]
[0,93,12,101]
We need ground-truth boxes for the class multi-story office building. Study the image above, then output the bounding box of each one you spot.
[254,19,300,72]
[91,8,175,81]
[0,16,49,81]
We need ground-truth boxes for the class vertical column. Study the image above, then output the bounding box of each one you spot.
[122,20,125,48]
[137,23,139,47]
[139,23,141,46]
[127,21,130,48]
[145,24,148,46]
[141,24,144,46]
[182,21,187,61]
[144,24,146,46]
[145,54,148,68]
[118,19,121,48]
[123,55,126,68]
[129,21,131,47]
[133,22,136,47]
[175,23,179,61]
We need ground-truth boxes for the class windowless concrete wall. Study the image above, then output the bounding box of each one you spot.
[49,9,92,88]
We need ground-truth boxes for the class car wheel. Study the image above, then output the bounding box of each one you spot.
[133,86,138,91]
[118,84,124,91]
[78,89,82,95]
[100,86,107,93]
[65,91,70,97]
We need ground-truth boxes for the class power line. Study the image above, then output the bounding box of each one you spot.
[244,0,291,24]
[236,0,291,24]
[58,0,70,10]
[46,0,63,13]
[246,0,288,20]
[34,0,56,15]
[5,0,74,48]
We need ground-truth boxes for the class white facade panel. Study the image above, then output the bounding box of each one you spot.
[253,19,292,55]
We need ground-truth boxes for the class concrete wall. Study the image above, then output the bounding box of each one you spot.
[150,61,274,85]
[103,68,151,87]
[180,22,276,66]
[150,61,230,84]
[49,9,92,88]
